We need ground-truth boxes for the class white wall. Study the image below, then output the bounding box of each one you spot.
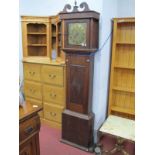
[19,0,135,143]
[117,0,135,17]
[92,0,117,141]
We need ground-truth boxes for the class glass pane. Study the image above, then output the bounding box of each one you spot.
[68,23,87,46]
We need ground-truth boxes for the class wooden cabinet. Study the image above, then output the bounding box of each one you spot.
[23,58,65,129]
[108,18,135,119]
[21,15,66,129]
[19,102,42,155]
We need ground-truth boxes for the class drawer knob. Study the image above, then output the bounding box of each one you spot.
[29,71,35,75]
[50,93,56,98]
[49,74,56,78]
[50,112,56,116]
[24,126,34,134]
[66,59,69,62]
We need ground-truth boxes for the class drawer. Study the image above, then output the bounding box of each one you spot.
[24,63,41,82]
[24,81,42,100]
[44,103,64,123]
[41,65,64,86]
[43,85,64,105]
[26,97,43,118]
[19,115,40,142]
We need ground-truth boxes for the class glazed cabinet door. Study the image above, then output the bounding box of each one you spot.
[66,54,93,114]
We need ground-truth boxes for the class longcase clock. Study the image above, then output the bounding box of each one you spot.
[59,2,99,151]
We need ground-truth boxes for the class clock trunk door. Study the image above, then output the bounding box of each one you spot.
[66,54,91,114]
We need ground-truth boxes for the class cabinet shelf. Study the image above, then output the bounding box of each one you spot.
[28,44,47,47]
[114,18,135,23]
[27,32,46,35]
[114,65,135,70]
[111,106,135,115]
[112,86,134,93]
[116,42,135,45]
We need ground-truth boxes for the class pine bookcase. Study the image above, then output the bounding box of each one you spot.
[21,16,66,129]
[108,18,135,119]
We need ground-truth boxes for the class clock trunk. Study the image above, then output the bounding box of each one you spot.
[59,2,99,151]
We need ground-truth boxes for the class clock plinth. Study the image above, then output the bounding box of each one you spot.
[61,110,94,151]
[60,2,99,151]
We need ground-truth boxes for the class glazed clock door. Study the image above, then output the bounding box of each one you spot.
[66,54,92,114]
[64,19,90,49]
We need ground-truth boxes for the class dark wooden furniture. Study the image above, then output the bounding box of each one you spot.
[60,2,99,151]
[19,102,42,155]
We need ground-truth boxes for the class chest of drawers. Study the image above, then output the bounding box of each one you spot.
[23,58,66,129]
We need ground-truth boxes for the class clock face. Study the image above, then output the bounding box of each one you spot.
[68,23,87,46]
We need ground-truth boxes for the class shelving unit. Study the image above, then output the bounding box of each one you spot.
[108,18,135,119]
[22,16,65,60]
[21,16,51,58]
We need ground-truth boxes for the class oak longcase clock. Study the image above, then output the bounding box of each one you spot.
[59,1,99,151]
